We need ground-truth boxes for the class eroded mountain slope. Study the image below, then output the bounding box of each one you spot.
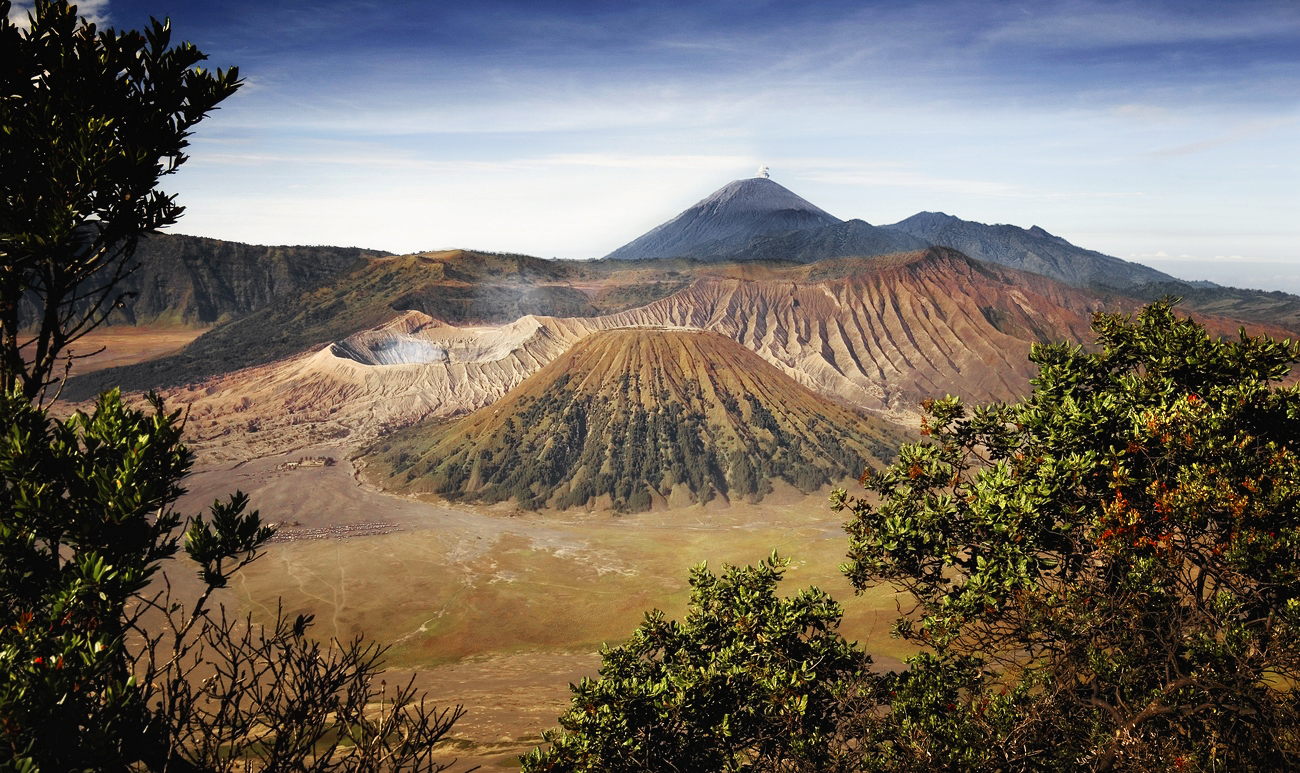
[366,329,906,512]
[588,249,1109,417]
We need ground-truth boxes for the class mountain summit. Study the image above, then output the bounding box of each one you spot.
[602,175,841,261]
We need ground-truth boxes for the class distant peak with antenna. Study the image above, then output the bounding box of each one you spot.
[755,165,770,179]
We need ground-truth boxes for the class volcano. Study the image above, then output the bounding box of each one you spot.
[365,328,906,512]
[600,173,1186,289]
[602,174,842,261]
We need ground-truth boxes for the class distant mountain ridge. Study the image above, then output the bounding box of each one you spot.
[19,233,386,329]
[603,175,1183,291]
[122,247,1166,462]
[881,212,1178,289]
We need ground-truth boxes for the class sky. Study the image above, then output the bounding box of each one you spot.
[11,0,1300,291]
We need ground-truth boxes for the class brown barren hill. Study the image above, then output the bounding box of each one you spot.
[366,329,907,513]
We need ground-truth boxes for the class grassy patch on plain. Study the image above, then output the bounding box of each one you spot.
[232,498,912,670]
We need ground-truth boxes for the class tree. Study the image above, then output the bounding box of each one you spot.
[1,0,240,401]
[837,301,1300,770]
[0,389,199,769]
[0,3,464,769]
[0,391,465,771]
[522,553,881,773]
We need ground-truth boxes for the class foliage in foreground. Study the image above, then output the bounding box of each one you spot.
[839,301,1300,770]
[0,0,240,401]
[522,554,883,772]
[2,3,466,766]
[0,390,465,771]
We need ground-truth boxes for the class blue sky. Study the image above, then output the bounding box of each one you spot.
[12,0,1300,290]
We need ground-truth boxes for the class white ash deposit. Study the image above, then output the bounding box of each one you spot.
[331,334,449,365]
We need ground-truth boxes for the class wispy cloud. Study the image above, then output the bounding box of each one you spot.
[533,153,751,172]
[194,143,751,176]
[1132,251,1294,265]
[794,159,1154,204]
[983,1,1300,49]
[1112,104,1176,123]
[1146,116,1299,157]
[798,162,1028,199]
